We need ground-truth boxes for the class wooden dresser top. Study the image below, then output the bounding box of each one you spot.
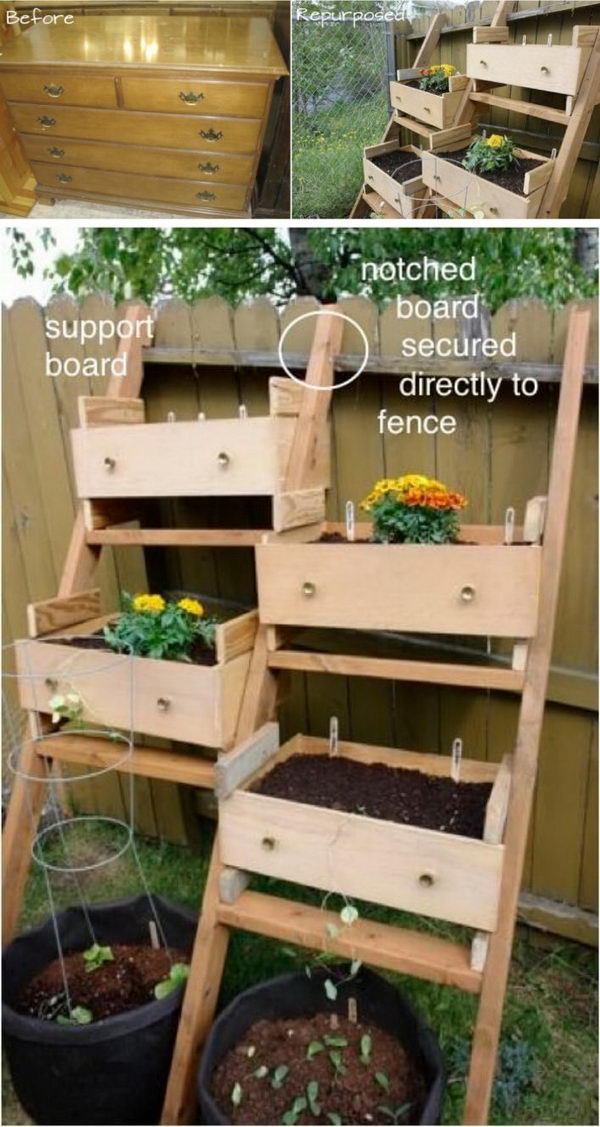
[0,15,287,76]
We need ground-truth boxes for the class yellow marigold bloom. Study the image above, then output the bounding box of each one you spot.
[361,474,467,512]
[133,594,165,613]
[487,134,505,148]
[178,597,204,617]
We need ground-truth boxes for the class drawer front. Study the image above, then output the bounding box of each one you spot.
[31,160,249,210]
[256,543,541,637]
[421,152,542,219]
[121,76,269,118]
[11,103,262,153]
[466,43,587,96]
[389,81,460,129]
[71,417,289,498]
[22,134,254,184]
[0,71,118,108]
[363,154,421,217]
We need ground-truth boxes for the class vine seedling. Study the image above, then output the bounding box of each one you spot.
[153,962,189,999]
[271,1065,289,1090]
[82,943,114,973]
[56,1005,93,1026]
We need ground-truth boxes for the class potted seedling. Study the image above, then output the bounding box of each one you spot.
[3,894,195,1125]
[16,591,259,748]
[255,474,542,638]
[421,131,555,218]
[389,63,467,129]
[197,964,445,1125]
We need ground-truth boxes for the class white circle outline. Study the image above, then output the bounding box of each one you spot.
[277,310,369,391]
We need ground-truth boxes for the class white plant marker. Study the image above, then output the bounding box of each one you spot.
[149,920,160,949]
[547,33,553,46]
[348,997,357,1024]
[451,738,463,784]
[197,411,206,421]
[238,404,247,419]
[504,506,515,545]
[345,500,355,542]
[167,411,176,423]
[522,34,527,45]
[329,715,339,757]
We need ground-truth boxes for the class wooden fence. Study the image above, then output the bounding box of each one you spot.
[2,292,598,942]
[394,0,600,219]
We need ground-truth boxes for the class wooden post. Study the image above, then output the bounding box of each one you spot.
[463,307,591,1125]
[537,35,600,218]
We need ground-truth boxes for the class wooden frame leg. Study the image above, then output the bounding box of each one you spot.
[2,712,48,943]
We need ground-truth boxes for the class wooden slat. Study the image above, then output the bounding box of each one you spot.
[282,308,343,492]
[78,395,145,427]
[267,649,525,692]
[215,609,259,664]
[217,891,482,993]
[86,527,267,546]
[27,588,101,637]
[469,90,570,125]
[36,732,215,788]
[214,721,280,799]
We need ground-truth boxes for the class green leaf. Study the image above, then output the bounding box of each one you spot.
[340,904,359,926]
[57,1005,93,1025]
[307,1040,324,1058]
[82,943,114,972]
[350,959,362,978]
[324,978,338,1001]
[272,1064,289,1089]
[154,962,189,999]
[324,1035,348,1047]
[375,1071,391,1093]
[254,1065,268,1079]
[360,1033,372,1063]
[231,1082,243,1107]
[327,1114,342,1125]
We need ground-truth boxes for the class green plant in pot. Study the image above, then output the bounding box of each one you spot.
[361,474,467,544]
[418,62,457,93]
[103,592,217,662]
[462,133,518,176]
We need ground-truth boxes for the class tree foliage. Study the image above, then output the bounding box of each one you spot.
[9,226,597,313]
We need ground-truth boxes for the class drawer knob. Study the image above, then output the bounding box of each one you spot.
[156,697,171,711]
[179,90,204,105]
[200,128,223,142]
[57,173,72,183]
[217,451,230,467]
[488,206,499,215]
[302,581,316,598]
[198,161,219,174]
[196,190,216,201]
[460,584,476,603]
[540,65,550,74]
[261,836,276,851]
[38,116,56,129]
[418,871,435,887]
[44,83,65,98]
[104,456,116,471]
[48,146,65,158]
[45,677,58,690]
[479,59,488,66]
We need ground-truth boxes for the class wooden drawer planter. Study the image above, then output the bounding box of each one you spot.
[363,142,424,217]
[466,42,591,97]
[389,74,467,129]
[72,380,330,534]
[421,141,554,219]
[217,727,511,932]
[256,522,541,638]
[16,594,258,749]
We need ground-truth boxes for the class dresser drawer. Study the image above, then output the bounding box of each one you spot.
[22,135,254,184]
[12,103,262,153]
[121,76,269,118]
[0,71,117,108]
[31,160,249,211]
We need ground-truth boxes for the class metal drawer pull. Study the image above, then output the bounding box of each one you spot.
[44,83,65,98]
[261,836,276,851]
[57,173,72,183]
[488,206,499,215]
[196,190,216,201]
[38,116,56,129]
[302,581,316,598]
[199,128,223,141]
[460,584,476,602]
[540,65,550,74]
[418,871,435,887]
[156,697,171,711]
[217,451,230,467]
[198,161,219,174]
[479,59,487,66]
[45,677,58,690]
[179,90,204,104]
[48,146,65,158]
[103,456,116,471]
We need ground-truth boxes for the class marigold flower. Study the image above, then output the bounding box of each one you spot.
[178,598,204,617]
[360,474,467,512]
[133,593,165,613]
[486,134,505,149]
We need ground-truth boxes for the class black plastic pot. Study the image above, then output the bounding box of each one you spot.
[3,894,196,1125]
[197,964,445,1125]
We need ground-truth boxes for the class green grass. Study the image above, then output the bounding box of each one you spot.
[293,94,388,218]
[4,822,598,1126]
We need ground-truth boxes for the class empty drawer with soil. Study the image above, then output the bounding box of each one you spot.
[363,142,424,217]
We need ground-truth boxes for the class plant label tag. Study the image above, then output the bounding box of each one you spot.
[167,411,176,423]
[329,715,339,757]
[451,738,462,784]
[504,506,515,545]
[197,412,206,421]
[345,500,355,542]
[239,404,247,419]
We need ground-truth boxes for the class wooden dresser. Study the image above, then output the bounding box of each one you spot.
[0,13,287,216]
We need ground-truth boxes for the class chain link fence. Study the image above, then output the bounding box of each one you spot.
[292,1,391,218]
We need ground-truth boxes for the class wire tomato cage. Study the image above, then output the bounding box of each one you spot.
[3,637,173,1021]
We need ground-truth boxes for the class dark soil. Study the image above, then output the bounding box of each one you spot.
[44,629,217,666]
[18,944,188,1022]
[434,145,543,196]
[211,1012,425,1125]
[255,755,491,839]
[317,532,371,544]
[369,150,422,184]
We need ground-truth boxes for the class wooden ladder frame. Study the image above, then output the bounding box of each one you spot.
[1,305,342,934]
[158,305,591,1126]
[350,0,600,220]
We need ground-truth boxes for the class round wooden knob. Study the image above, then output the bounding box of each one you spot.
[261,836,276,851]
[103,456,116,471]
[156,697,171,711]
[460,584,476,602]
[45,677,58,690]
[479,59,488,66]
[540,65,550,73]
[419,871,435,887]
[488,206,499,215]
[302,581,316,598]
[217,451,230,467]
